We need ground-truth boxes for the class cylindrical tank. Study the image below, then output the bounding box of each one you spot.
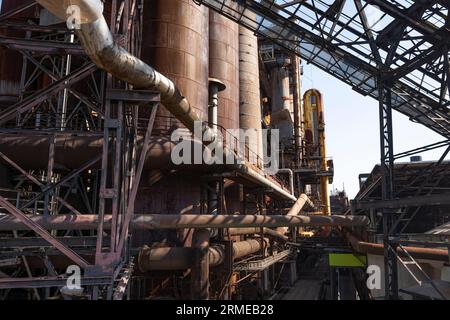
[141,0,209,131]
[0,1,39,106]
[239,24,263,164]
[209,11,239,130]
[136,0,209,247]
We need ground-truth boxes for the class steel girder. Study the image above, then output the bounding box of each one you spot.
[197,0,450,137]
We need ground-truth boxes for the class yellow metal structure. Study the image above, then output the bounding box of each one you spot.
[303,89,331,215]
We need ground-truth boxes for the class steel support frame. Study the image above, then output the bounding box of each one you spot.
[378,80,398,300]
[0,0,150,299]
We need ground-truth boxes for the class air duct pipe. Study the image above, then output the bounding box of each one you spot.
[303,89,331,215]
[206,79,226,216]
[277,193,316,235]
[290,54,303,166]
[35,0,296,202]
[269,55,294,143]
[138,238,269,271]
[0,214,370,231]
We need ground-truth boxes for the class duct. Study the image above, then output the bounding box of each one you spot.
[35,0,296,202]
[290,54,303,165]
[0,135,177,170]
[227,228,288,242]
[208,78,226,133]
[346,232,449,262]
[0,214,370,231]
[277,194,316,235]
[303,89,331,215]
[138,238,269,271]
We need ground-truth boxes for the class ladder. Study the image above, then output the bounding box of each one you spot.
[393,244,447,300]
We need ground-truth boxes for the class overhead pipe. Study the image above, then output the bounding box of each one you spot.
[277,168,294,196]
[0,214,370,231]
[239,19,264,163]
[346,232,449,262]
[35,0,296,202]
[138,238,269,271]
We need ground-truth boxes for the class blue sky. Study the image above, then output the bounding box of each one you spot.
[302,63,449,198]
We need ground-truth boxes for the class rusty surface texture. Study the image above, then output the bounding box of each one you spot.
[141,0,209,131]
[0,1,38,105]
[209,11,239,130]
[238,20,263,162]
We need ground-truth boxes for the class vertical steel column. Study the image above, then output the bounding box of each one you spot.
[378,80,398,300]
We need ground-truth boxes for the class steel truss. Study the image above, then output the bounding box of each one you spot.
[0,0,157,300]
[197,0,450,138]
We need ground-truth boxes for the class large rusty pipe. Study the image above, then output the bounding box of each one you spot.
[138,238,268,271]
[239,20,263,162]
[346,232,449,262]
[0,214,370,231]
[227,228,288,242]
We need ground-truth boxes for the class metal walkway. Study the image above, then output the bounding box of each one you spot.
[197,0,450,137]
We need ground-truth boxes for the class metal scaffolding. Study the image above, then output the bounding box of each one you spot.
[0,0,159,299]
